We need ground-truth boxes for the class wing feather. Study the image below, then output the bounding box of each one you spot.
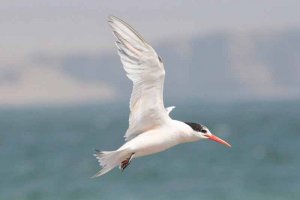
[108,16,170,141]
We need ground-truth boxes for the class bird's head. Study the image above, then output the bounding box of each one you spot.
[185,122,231,147]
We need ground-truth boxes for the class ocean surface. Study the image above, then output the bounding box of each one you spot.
[0,101,299,200]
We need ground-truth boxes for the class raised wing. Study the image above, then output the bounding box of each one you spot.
[108,16,170,141]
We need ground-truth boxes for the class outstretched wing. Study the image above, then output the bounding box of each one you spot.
[108,16,170,141]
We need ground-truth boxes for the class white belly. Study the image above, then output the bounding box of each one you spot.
[119,129,180,158]
[118,120,199,158]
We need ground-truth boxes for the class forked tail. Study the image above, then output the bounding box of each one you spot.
[92,149,128,178]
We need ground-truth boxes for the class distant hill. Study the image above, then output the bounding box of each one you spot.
[58,28,300,102]
[1,28,299,105]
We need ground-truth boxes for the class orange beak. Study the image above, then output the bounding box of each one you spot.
[204,133,231,147]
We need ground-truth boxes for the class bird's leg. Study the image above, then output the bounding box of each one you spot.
[120,153,134,171]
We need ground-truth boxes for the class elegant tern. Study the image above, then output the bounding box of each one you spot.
[93,16,231,177]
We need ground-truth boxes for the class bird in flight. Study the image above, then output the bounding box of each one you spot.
[92,16,231,177]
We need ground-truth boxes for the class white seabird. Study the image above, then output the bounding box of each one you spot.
[92,16,231,178]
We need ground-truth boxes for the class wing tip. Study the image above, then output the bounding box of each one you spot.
[107,15,147,44]
[107,15,125,25]
[107,15,117,21]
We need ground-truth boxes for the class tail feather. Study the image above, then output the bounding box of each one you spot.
[92,149,128,178]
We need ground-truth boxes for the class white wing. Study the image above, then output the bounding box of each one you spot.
[165,106,175,115]
[108,16,171,141]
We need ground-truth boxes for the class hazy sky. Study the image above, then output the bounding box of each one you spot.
[2,0,300,58]
[1,1,299,105]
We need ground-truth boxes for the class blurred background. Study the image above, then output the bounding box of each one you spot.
[1,0,299,199]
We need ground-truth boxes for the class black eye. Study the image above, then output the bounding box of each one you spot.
[201,129,207,133]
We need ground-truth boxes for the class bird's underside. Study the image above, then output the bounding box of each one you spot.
[92,15,231,178]
[92,15,174,177]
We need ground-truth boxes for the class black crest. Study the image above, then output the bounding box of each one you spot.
[184,122,204,132]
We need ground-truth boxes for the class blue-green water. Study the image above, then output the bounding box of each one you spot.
[0,101,299,200]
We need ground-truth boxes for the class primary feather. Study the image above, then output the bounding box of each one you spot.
[108,16,170,141]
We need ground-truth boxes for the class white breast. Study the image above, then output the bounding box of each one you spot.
[118,120,198,157]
